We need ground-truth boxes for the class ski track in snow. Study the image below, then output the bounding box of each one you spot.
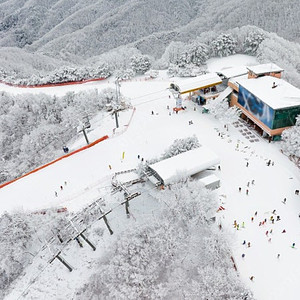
[1,55,300,300]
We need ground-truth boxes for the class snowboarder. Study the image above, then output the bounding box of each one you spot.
[277,215,281,221]
[282,229,286,233]
[295,190,299,195]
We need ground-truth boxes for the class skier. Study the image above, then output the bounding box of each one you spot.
[277,215,281,221]
[251,217,254,222]
[292,243,296,248]
[60,185,63,191]
[246,189,249,195]
[109,164,112,170]
[243,240,246,245]
[218,165,221,171]
[252,180,255,185]
[295,190,299,195]
[242,222,245,228]
[247,242,251,248]
[283,198,287,204]
[242,253,245,258]
[282,229,286,233]
[137,155,140,159]
[250,276,254,281]
[246,162,249,167]
[272,209,276,214]
[266,231,268,236]
[247,182,250,187]
[277,254,280,259]
[255,211,258,217]
[239,187,241,192]
[55,191,58,197]
[151,111,154,115]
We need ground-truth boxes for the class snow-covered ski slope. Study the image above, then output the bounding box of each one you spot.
[1,55,300,300]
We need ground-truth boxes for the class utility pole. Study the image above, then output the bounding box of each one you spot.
[81,127,90,144]
[113,79,121,129]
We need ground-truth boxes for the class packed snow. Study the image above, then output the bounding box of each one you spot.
[1,55,300,300]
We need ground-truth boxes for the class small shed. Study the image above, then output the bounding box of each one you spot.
[199,174,220,190]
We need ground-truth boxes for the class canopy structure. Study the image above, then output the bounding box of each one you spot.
[218,66,248,79]
[148,146,220,185]
[211,86,233,102]
[174,73,222,95]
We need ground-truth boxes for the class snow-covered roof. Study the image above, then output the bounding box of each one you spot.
[236,76,300,109]
[247,63,284,75]
[212,86,233,102]
[148,146,220,185]
[199,174,220,186]
[175,73,222,94]
[218,66,248,79]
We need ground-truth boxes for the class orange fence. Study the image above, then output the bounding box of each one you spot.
[0,77,106,89]
[0,135,109,190]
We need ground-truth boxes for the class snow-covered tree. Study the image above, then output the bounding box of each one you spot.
[76,180,253,300]
[179,41,209,66]
[244,31,265,55]
[115,69,135,81]
[205,97,241,128]
[281,116,300,167]
[130,54,151,74]
[210,33,237,57]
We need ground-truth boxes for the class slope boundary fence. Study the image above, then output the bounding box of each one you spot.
[0,135,109,190]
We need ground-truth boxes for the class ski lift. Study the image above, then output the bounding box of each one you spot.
[82,116,91,129]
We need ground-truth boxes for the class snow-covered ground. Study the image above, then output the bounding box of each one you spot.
[1,55,300,300]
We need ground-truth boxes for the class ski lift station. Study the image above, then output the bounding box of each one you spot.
[171,72,224,106]
[147,146,220,186]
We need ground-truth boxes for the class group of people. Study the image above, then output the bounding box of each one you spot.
[54,181,67,197]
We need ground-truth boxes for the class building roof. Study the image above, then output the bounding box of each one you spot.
[247,63,284,75]
[236,76,300,109]
[175,73,222,94]
[148,146,220,185]
[218,66,248,79]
